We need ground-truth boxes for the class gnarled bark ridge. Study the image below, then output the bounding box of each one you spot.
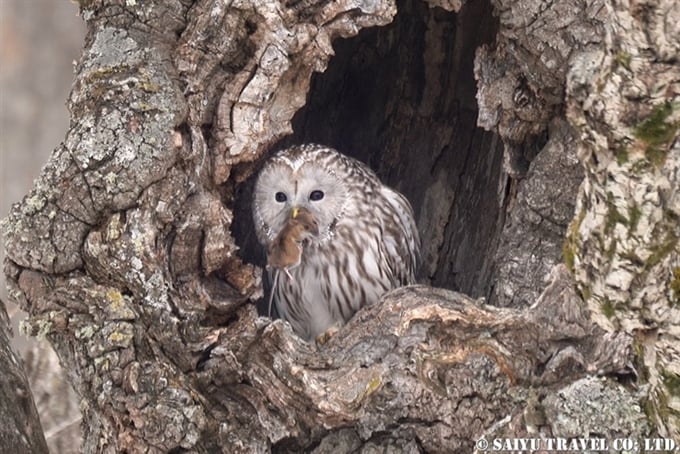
[2,0,677,451]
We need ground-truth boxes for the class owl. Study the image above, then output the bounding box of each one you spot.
[253,144,420,341]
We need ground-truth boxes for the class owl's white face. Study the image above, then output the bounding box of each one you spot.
[253,152,349,245]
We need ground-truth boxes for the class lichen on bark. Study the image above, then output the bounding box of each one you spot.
[566,0,680,436]
[1,0,677,451]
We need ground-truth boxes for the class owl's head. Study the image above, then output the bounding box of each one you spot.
[253,145,350,245]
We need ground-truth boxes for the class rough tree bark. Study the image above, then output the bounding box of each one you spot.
[2,0,678,453]
[0,298,49,453]
[566,0,680,438]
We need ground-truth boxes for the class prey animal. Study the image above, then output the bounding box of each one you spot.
[265,206,319,317]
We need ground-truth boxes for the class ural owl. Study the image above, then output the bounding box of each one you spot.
[253,144,419,341]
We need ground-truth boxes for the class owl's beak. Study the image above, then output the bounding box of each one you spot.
[291,206,300,219]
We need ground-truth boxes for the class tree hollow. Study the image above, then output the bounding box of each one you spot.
[234,0,504,299]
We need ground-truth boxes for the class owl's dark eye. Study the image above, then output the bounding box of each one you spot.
[309,190,324,201]
[275,192,287,203]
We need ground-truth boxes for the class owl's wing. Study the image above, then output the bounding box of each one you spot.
[380,186,420,285]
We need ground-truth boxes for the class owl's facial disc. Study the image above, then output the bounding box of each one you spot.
[254,156,348,245]
[289,167,347,240]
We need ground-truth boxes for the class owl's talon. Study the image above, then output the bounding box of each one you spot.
[315,325,340,345]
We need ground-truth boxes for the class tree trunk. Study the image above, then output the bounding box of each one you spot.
[2,0,677,452]
[0,299,48,453]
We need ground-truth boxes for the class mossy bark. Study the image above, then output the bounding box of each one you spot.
[567,0,680,437]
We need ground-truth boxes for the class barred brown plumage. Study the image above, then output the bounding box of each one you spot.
[253,144,420,341]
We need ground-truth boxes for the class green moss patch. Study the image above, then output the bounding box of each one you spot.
[600,297,616,319]
[662,370,680,397]
[614,146,629,165]
[628,204,642,232]
[563,208,586,273]
[646,234,678,269]
[605,204,627,234]
[633,102,679,167]
[670,267,680,304]
[614,51,632,71]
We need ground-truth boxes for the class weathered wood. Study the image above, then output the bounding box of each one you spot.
[566,0,680,437]
[198,272,636,452]
[0,298,49,454]
[2,0,677,451]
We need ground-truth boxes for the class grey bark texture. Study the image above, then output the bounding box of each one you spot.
[0,298,49,453]
[1,0,677,452]
[1,2,86,452]
[566,0,680,438]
